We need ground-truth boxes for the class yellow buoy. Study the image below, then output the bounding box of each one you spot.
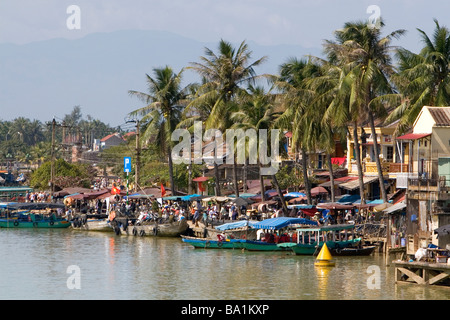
[314,243,335,267]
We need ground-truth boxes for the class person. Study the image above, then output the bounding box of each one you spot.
[220,206,227,220]
[193,209,200,226]
[231,208,238,220]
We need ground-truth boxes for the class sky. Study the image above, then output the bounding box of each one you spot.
[1,0,449,49]
[1,0,449,126]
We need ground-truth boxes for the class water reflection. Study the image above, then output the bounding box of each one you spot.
[0,229,449,300]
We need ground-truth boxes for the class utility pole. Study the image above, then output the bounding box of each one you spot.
[50,118,56,197]
[135,119,140,192]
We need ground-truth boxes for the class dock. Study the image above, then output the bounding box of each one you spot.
[393,260,450,286]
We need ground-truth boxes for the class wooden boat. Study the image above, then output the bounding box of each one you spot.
[330,245,376,256]
[115,218,189,237]
[71,214,112,232]
[0,202,70,229]
[181,235,244,249]
[240,217,319,252]
[277,224,363,255]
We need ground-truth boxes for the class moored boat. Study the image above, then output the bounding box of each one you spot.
[181,235,244,249]
[277,224,363,255]
[0,202,70,229]
[70,214,112,232]
[240,217,319,251]
[114,218,189,237]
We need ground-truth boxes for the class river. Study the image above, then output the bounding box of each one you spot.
[0,228,448,301]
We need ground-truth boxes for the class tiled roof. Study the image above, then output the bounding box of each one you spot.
[427,107,450,127]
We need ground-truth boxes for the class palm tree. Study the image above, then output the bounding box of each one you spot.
[230,85,281,204]
[275,57,323,205]
[322,20,404,203]
[129,66,189,196]
[387,19,450,132]
[188,39,267,197]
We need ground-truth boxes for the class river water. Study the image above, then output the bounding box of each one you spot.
[0,228,449,301]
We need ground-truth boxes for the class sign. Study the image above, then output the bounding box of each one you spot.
[124,157,131,173]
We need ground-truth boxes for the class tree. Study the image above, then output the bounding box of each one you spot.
[129,66,190,196]
[387,19,450,132]
[188,39,267,198]
[322,20,404,203]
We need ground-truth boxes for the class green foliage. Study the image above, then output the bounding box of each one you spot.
[30,159,95,190]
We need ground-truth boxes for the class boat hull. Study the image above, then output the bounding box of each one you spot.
[116,219,189,237]
[278,239,363,255]
[71,219,112,232]
[0,219,71,228]
[330,246,376,256]
[241,240,292,251]
[182,236,244,249]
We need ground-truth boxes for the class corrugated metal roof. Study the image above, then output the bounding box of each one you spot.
[428,107,450,126]
[396,133,431,140]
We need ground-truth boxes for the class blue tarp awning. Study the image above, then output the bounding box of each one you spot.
[337,194,360,203]
[181,194,202,201]
[284,192,306,199]
[215,221,256,231]
[251,217,318,230]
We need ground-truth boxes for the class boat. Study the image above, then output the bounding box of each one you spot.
[114,218,189,237]
[181,235,244,249]
[277,224,363,255]
[70,214,112,232]
[330,245,376,256]
[240,217,319,251]
[0,202,71,228]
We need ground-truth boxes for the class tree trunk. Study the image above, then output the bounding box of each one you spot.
[368,111,388,203]
[167,145,176,196]
[271,174,288,216]
[233,161,239,198]
[326,153,336,202]
[243,158,248,193]
[214,163,221,196]
[301,148,312,205]
[352,123,365,204]
[259,162,266,202]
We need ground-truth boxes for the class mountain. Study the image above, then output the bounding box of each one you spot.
[0,29,321,126]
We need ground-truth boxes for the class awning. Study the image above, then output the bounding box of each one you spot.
[434,224,450,237]
[251,217,318,230]
[339,176,378,191]
[215,221,256,231]
[396,133,431,140]
[383,202,406,214]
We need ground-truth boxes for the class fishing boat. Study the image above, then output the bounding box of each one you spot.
[277,224,363,255]
[70,214,112,232]
[114,218,189,237]
[240,217,319,251]
[330,245,376,256]
[181,220,256,249]
[181,236,244,249]
[0,202,70,228]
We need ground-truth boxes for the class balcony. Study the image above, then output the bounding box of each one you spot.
[407,176,450,201]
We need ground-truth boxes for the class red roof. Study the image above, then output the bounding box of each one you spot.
[193,177,211,182]
[396,133,431,140]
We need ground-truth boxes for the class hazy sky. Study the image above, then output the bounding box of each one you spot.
[1,0,449,126]
[1,0,449,52]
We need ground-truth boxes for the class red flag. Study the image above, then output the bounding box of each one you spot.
[198,181,205,192]
[161,183,166,197]
[111,185,120,195]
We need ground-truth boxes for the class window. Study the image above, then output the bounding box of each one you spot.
[386,146,393,162]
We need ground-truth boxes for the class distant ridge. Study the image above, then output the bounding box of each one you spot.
[0,29,321,125]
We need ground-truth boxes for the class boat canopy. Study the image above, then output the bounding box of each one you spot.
[296,223,356,233]
[1,202,65,210]
[215,220,256,231]
[252,217,318,230]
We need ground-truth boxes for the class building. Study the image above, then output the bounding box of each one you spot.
[394,106,450,253]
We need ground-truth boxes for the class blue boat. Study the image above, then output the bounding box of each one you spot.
[240,217,318,251]
[0,202,70,228]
